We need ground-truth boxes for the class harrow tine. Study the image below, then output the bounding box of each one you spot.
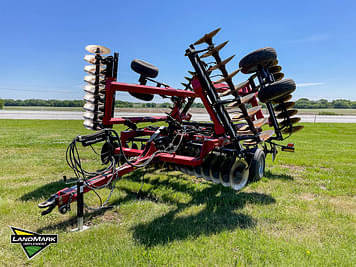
[181,83,192,89]
[273,72,284,81]
[184,76,192,82]
[279,117,301,127]
[188,71,195,76]
[194,28,221,45]
[215,68,241,83]
[282,125,304,134]
[276,109,298,119]
[272,94,292,104]
[259,129,275,141]
[269,65,282,74]
[200,41,229,58]
[208,55,235,71]
[274,101,295,112]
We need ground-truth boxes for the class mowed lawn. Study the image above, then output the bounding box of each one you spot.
[0,120,355,266]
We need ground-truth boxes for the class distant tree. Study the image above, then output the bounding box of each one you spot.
[0,99,3,109]
[332,99,351,109]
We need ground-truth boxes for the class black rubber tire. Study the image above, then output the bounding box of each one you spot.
[131,59,159,78]
[239,47,277,74]
[129,92,154,101]
[258,78,296,103]
[248,148,265,182]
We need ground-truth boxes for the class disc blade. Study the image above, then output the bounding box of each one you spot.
[84,65,105,75]
[282,125,304,134]
[274,101,295,112]
[229,159,249,191]
[277,109,298,119]
[209,155,225,184]
[194,28,221,45]
[236,129,253,135]
[83,84,105,94]
[83,111,104,120]
[200,41,229,58]
[201,154,215,181]
[234,80,250,91]
[259,130,274,141]
[85,45,111,55]
[232,113,243,119]
[208,55,235,71]
[269,65,282,74]
[240,92,256,104]
[247,105,262,117]
[219,158,235,187]
[279,117,301,127]
[243,139,257,146]
[272,94,292,104]
[253,117,269,128]
[273,72,284,81]
[215,68,241,83]
[219,89,232,97]
[237,124,249,131]
[227,101,239,108]
[84,55,97,64]
[84,75,105,85]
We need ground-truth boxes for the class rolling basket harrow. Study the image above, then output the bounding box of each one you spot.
[39,29,303,226]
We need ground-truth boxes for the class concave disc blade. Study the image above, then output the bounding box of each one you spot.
[282,125,304,134]
[274,101,295,112]
[229,159,249,191]
[276,109,298,119]
[85,44,111,55]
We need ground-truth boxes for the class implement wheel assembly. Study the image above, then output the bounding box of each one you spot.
[248,148,265,182]
[239,47,277,74]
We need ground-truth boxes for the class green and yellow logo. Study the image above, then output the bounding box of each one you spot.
[10,226,58,260]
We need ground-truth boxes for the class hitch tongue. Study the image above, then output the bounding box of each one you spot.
[38,194,57,216]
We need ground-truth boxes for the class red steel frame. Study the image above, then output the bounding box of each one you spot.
[53,78,239,208]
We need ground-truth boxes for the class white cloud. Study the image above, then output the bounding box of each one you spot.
[287,34,330,44]
[296,82,324,87]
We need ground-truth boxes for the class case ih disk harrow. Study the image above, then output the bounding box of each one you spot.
[39,29,303,226]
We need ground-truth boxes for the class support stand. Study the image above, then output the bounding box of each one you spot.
[72,180,89,232]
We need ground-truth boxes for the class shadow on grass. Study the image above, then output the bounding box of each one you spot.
[36,192,137,233]
[127,171,276,247]
[34,168,276,245]
[20,180,67,201]
[264,170,294,180]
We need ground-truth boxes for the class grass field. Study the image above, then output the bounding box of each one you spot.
[4,106,356,115]
[0,120,355,266]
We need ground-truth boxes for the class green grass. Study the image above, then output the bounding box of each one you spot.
[0,120,355,266]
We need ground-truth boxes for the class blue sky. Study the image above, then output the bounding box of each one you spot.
[0,0,355,102]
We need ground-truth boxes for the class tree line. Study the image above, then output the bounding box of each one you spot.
[0,98,355,109]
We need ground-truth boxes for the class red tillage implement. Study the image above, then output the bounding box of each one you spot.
[39,29,303,220]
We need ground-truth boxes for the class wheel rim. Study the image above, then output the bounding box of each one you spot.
[257,156,265,178]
